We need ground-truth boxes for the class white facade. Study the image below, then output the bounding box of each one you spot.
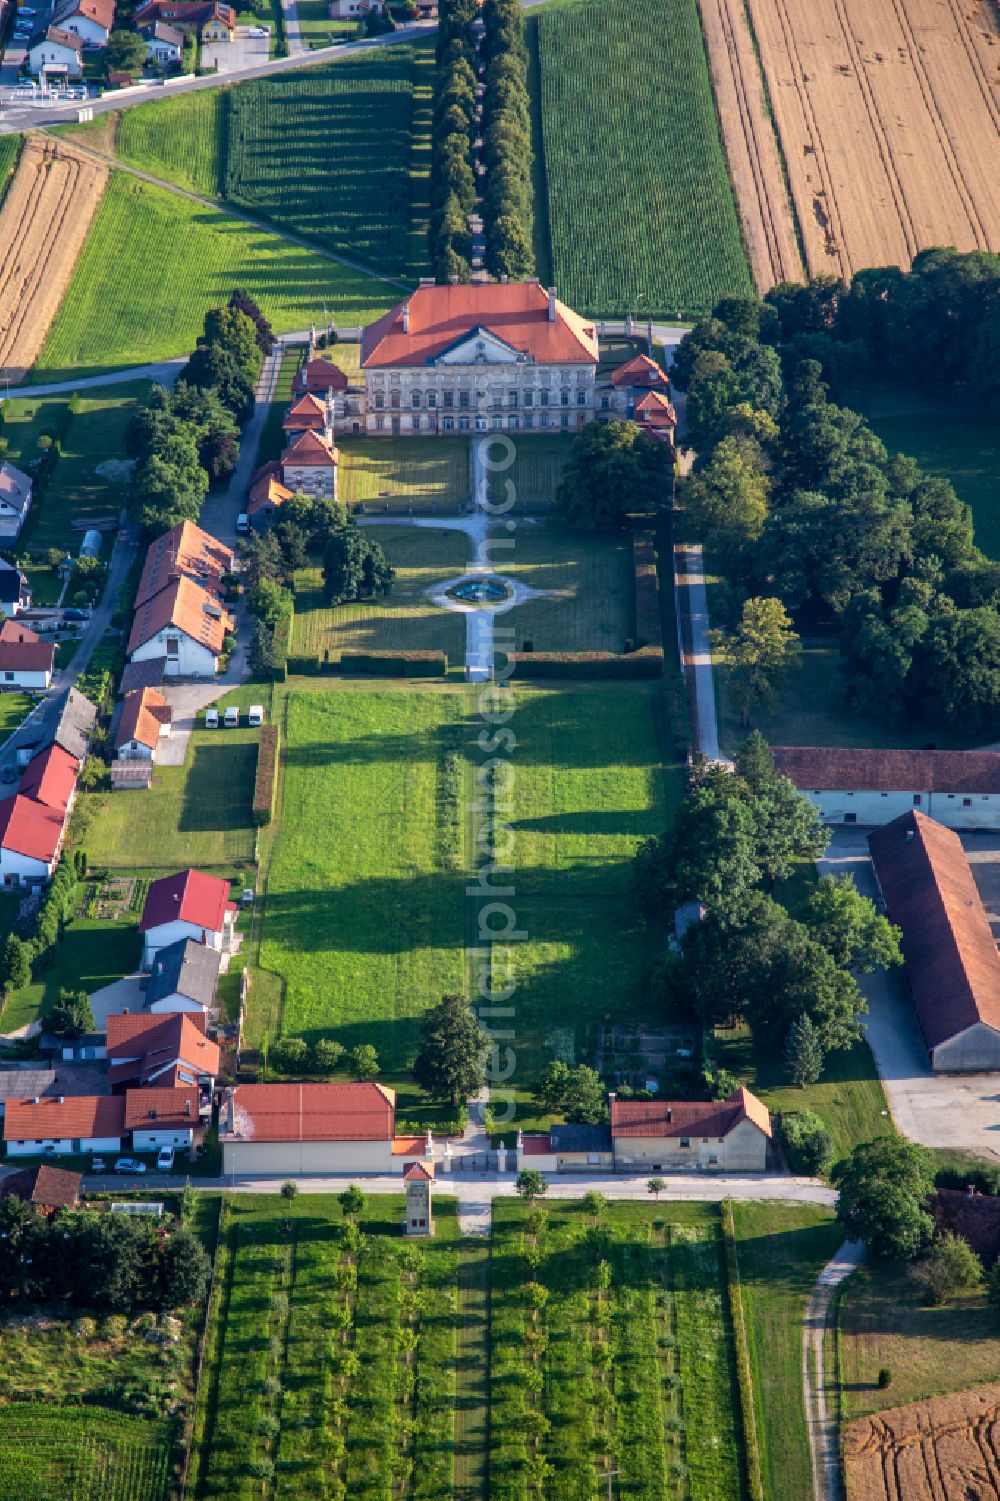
[142,915,228,966]
[117,738,154,762]
[28,37,83,75]
[145,32,181,59]
[931,1023,1000,1073]
[0,847,56,887]
[613,1117,769,1173]
[132,1124,194,1152]
[147,990,209,1015]
[281,458,336,499]
[0,665,51,690]
[56,10,110,42]
[802,787,1000,832]
[6,1132,121,1156]
[222,1137,393,1176]
[130,628,219,678]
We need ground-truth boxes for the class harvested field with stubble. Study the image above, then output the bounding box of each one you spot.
[745,0,1000,280]
[0,135,108,381]
[844,1384,1000,1501]
[697,0,804,289]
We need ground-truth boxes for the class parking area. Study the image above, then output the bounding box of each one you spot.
[821,826,1000,1160]
[201,25,269,71]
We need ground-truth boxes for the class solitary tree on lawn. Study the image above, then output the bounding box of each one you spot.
[412,993,489,1108]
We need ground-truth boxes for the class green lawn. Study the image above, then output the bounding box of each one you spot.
[0,906,143,1036]
[256,340,305,469]
[505,522,635,653]
[338,436,470,513]
[292,525,468,666]
[81,728,259,871]
[486,433,573,510]
[731,1202,842,1501]
[839,1258,1000,1418]
[534,0,753,319]
[33,173,397,381]
[188,1192,460,1500]
[0,692,31,741]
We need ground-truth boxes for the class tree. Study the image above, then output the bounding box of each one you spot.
[533,1060,572,1115]
[581,1190,606,1220]
[339,1184,365,1219]
[73,1214,158,1311]
[272,1036,308,1074]
[160,1229,211,1308]
[563,1065,608,1125]
[516,1170,548,1202]
[313,1038,345,1073]
[106,28,146,72]
[709,597,799,728]
[783,1013,823,1087]
[834,1138,936,1259]
[910,1232,982,1306]
[685,435,770,568]
[556,421,672,529]
[46,989,95,1039]
[280,1180,299,1200]
[0,934,29,991]
[780,1110,834,1175]
[803,875,903,972]
[352,1044,379,1081]
[323,525,394,605]
[412,993,489,1107]
[632,765,761,915]
[647,1177,666,1201]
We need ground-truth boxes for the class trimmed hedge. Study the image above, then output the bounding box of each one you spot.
[633,532,663,652]
[253,725,279,826]
[340,651,448,677]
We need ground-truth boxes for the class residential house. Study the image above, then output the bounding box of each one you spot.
[0,621,55,691]
[609,1087,772,1172]
[51,0,115,45]
[772,746,1000,832]
[15,685,97,770]
[200,3,233,39]
[219,1082,396,1175]
[0,558,30,618]
[632,389,677,441]
[0,743,80,886]
[247,464,294,530]
[329,0,382,17]
[141,19,183,60]
[3,1094,125,1157]
[0,462,32,541]
[516,1123,614,1175]
[133,0,234,35]
[143,937,221,1016]
[105,1011,220,1101]
[139,867,236,964]
[360,281,599,436]
[136,521,233,610]
[0,1065,106,1116]
[127,574,233,677]
[869,810,1000,1071]
[114,686,172,761]
[125,1086,199,1153]
[27,25,84,78]
[0,1163,82,1213]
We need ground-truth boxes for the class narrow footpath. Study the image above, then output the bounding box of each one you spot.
[803,1240,865,1501]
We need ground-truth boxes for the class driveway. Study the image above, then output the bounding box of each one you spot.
[820,827,1000,1159]
[201,27,270,72]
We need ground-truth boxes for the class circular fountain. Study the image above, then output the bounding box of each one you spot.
[445,575,514,607]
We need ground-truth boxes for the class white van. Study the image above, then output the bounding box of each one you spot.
[224,706,239,728]
[236,513,250,533]
[205,708,219,728]
[248,704,264,727]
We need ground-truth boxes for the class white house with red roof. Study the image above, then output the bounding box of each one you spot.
[597,352,677,443]
[139,868,236,965]
[3,1094,125,1157]
[0,619,54,690]
[610,1087,771,1172]
[359,280,599,436]
[0,743,80,886]
[105,1012,220,1100]
[125,1086,200,1152]
[219,1081,400,1174]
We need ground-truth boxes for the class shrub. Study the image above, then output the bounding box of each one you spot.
[253,725,279,827]
[910,1231,982,1306]
[780,1109,835,1176]
[313,1037,345,1072]
[272,1036,308,1074]
[339,650,447,677]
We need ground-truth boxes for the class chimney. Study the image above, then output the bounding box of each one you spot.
[500,273,508,284]
[185,1099,192,1117]
[57,1095,64,1105]
[666,1106,672,1123]
[402,300,410,334]
[32,1095,40,1105]
[548,287,557,322]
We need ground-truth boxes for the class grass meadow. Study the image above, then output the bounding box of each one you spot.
[338,436,470,512]
[34,174,396,380]
[490,1199,749,1501]
[535,0,753,318]
[188,1193,461,1500]
[505,522,635,653]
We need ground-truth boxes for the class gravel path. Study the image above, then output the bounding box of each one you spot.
[803,1239,865,1501]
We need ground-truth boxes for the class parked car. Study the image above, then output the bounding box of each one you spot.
[248,704,264,727]
[248,24,268,35]
[204,708,219,728]
[156,1145,175,1171]
[62,607,89,622]
[236,512,250,533]
[114,1157,147,1174]
[90,1156,106,1173]
[0,766,16,784]
[224,706,239,728]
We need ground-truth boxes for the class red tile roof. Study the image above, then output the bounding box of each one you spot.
[298,356,348,394]
[4,1094,124,1142]
[137,521,232,611]
[115,687,171,753]
[19,744,78,813]
[248,471,295,517]
[520,1132,553,1156]
[0,634,55,674]
[0,795,68,865]
[868,811,1000,1052]
[53,0,116,30]
[281,429,339,467]
[634,390,677,429]
[106,1011,220,1084]
[610,1087,771,1140]
[224,1082,396,1142]
[611,353,669,388]
[0,620,40,646]
[773,746,1000,796]
[283,393,328,431]
[0,1164,82,1209]
[127,574,232,657]
[361,283,599,369]
[140,868,231,934]
[403,1160,434,1180]
[124,1086,199,1131]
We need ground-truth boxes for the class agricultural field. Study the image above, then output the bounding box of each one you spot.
[731,1202,842,1501]
[744,0,1000,280]
[696,0,804,289]
[535,0,753,319]
[292,525,468,667]
[337,436,469,513]
[0,1406,173,1501]
[258,689,468,1059]
[188,1192,461,1500]
[490,1199,749,1501]
[34,173,396,381]
[0,134,20,202]
[504,523,635,653]
[0,136,108,382]
[843,1385,1000,1501]
[113,46,432,277]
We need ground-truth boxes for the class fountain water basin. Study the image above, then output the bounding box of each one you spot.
[445,575,514,607]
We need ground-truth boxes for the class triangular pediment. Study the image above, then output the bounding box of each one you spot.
[429,325,526,366]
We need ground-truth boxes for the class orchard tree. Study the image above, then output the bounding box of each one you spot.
[834,1138,936,1259]
[533,1060,572,1115]
[412,993,489,1107]
[647,1178,666,1201]
[910,1232,982,1306]
[563,1065,608,1126]
[516,1170,548,1203]
[339,1185,366,1219]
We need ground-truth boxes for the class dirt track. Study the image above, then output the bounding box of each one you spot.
[844,1383,1000,1500]
[744,0,1000,279]
[698,0,805,290]
[0,135,108,382]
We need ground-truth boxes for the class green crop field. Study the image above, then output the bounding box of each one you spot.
[34,173,397,381]
[0,135,20,205]
[491,1199,749,1501]
[189,1193,460,1500]
[535,0,753,318]
[114,46,432,277]
[0,1407,172,1501]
